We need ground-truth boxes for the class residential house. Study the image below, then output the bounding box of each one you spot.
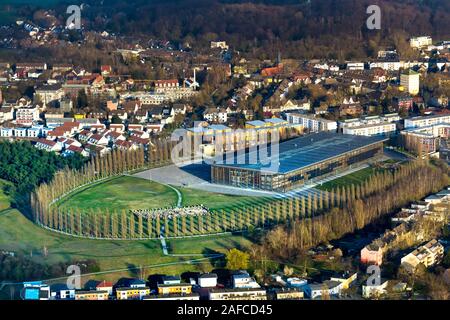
[400,239,444,273]
[14,127,27,138]
[0,127,14,137]
[361,245,384,266]
[157,283,192,296]
[0,107,13,123]
[362,279,389,299]
[75,290,109,300]
[198,273,218,288]
[142,293,200,300]
[50,284,75,300]
[232,272,260,289]
[204,107,228,123]
[208,288,267,300]
[87,133,109,146]
[305,281,343,299]
[269,288,304,300]
[109,124,125,133]
[116,287,151,300]
[35,139,62,152]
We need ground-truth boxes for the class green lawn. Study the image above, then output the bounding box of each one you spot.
[0,208,252,281]
[57,176,178,211]
[316,166,384,191]
[57,174,269,212]
[168,233,253,255]
[179,187,270,211]
[0,179,12,211]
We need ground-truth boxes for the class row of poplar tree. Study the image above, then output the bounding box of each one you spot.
[31,144,442,239]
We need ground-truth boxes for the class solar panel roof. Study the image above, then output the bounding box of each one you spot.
[212,132,387,174]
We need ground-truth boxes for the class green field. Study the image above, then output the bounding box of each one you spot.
[0,208,251,280]
[0,177,254,285]
[180,187,270,210]
[57,176,179,211]
[57,175,268,212]
[0,180,12,211]
[316,166,385,191]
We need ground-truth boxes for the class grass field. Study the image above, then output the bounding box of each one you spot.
[0,208,251,280]
[0,180,12,211]
[0,177,253,285]
[57,176,179,211]
[179,187,270,211]
[57,175,268,212]
[316,164,394,191]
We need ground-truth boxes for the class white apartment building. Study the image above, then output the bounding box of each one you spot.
[286,113,337,132]
[16,105,40,126]
[404,114,450,129]
[209,288,267,300]
[14,128,27,137]
[211,41,229,50]
[204,108,228,124]
[346,62,365,71]
[400,69,420,96]
[232,273,261,289]
[0,127,14,137]
[343,122,396,136]
[369,60,402,71]
[410,36,432,49]
[34,84,64,106]
[401,239,444,273]
[340,114,399,136]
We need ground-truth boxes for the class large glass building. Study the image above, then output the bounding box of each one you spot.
[211,132,387,192]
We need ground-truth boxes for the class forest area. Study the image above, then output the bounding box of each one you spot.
[2,0,450,61]
[81,0,450,59]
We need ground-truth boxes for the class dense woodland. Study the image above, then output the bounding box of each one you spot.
[4,0,450,61]
[0,141,86,211]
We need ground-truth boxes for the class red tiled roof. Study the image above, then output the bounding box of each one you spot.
[67,145,83,153]
[37,138,56,147]
[96,281,113,288]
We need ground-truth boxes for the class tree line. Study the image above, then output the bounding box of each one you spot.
[33,147,448,241]
[254,160,448,264]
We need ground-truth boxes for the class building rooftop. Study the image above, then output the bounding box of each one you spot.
[213,132,387,174]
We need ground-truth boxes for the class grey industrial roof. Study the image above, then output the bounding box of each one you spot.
[212,132,387,174]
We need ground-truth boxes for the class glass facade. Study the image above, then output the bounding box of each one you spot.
[211,142,384,192]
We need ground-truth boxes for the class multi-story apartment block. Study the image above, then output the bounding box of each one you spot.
[409,36,432,49]
[116,287,151,300]
[401,239,444,272]
[286,113,337,132]
[208,288,267,300]
[75,290,109,300]
[400,69,420,96]
[404,114,450,129]
[16,105,40,126]
[343,122,396,136]
[34,84,64,106]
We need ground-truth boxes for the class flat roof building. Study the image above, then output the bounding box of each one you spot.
[211,132,387,192]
